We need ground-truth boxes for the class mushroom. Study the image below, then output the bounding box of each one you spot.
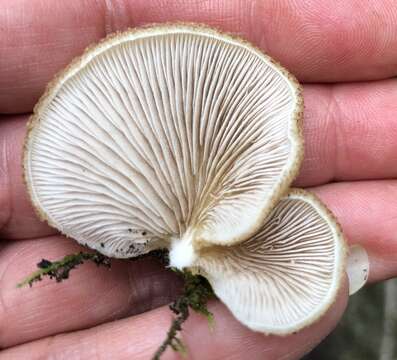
[23,24,345,334]
[194,189,345,334]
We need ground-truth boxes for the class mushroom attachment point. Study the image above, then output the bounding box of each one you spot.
[24,24,345,334]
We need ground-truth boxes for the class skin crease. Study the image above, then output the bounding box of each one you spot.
[0,0,396,359]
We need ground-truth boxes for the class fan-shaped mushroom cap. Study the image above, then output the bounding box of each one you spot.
[194,189,346,334]
[24,24,303,268]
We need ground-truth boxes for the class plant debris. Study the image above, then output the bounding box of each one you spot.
[17,250,216,359]
[17,251,111,288]
[152,270,215,360]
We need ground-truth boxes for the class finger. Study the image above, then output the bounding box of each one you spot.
[1,181,396,348]
[294,78,397,187]
[0,115,55,239]
[0,281,348,359]
[2,79,397,239]
[1,0,397,113]
[311,180,397,283]
[0,236,182,348]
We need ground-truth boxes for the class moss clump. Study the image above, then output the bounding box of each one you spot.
[17,250,215,360]
[17,252,111,288]
[152,270,215,360]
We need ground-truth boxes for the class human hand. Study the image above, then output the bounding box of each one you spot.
[1,1,396,359]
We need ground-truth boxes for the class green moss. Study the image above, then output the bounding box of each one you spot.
[152,270,215,360]
[17,250,216,360]
[17,251,111,288]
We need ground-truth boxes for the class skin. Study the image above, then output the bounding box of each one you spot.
[0,0,396,359]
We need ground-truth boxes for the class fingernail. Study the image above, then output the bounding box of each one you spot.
[346,245,369,295]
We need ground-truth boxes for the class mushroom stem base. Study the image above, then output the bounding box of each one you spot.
[169,230,197,270]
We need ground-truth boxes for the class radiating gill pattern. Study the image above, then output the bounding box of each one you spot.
[28,30,299,256]
[197,192,343,333]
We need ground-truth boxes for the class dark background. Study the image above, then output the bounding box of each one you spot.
[304,279,397,360]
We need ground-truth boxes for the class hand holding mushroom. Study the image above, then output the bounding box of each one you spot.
[1,1,397,359]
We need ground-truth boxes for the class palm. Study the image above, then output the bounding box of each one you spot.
[1,1,396,359]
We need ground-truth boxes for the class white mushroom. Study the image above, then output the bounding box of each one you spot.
[24,24,345,334]
[24,24,303,262]
[194,189,346,334]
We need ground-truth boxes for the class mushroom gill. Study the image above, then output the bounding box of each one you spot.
[23,24,345,335]
[194,189,346,334]
[24,24,303,266]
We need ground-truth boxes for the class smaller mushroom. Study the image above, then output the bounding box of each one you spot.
[194,189,345,334]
